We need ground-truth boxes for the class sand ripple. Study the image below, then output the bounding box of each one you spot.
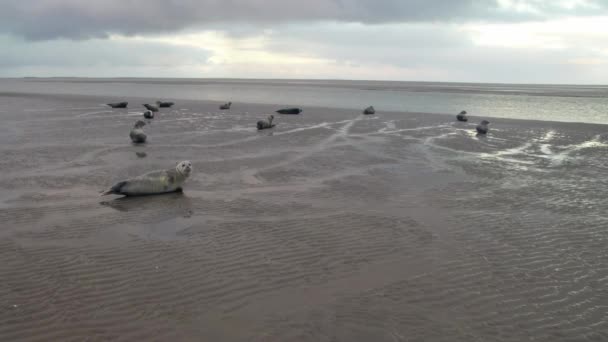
[1,94,607,341]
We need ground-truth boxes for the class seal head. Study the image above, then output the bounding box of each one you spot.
[176,160,193,178]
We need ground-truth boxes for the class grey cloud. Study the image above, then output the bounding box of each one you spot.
[0,35,211,77]
[2,0,608,40]
[259,22,608,83]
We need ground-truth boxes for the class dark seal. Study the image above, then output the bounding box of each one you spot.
[457,110,468,122]
[257,115,276,130]
[476,120,490,135]
[276,108,302,115]
[107,102,128,108]
[156,101,175,108]
[363,106,375,115]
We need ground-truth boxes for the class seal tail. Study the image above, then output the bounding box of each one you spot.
[99,181,127,196]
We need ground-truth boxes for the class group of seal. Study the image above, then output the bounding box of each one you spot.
[141,101,173,112]
[257,107,303,129]
[258,105,377,131]
[106,100,176,142]
[456,110,491,135]
[107,100,175,145]
[104,101,495,198]
[101,98,196,197]
[137,102,175,140]
[108,101,173,110]
[141,101,175,118]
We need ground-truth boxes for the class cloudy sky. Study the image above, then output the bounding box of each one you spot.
[1,0,607,83]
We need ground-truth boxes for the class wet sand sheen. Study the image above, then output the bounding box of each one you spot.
[0,93,607,341]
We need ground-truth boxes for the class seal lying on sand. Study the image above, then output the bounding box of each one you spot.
[156,101,174,108]
[363,106,375,115]
[220,102,232,110]
[130,120,147,144]
[457,110,468,122]
[100,160,193,196]
[143,110,154,119]
[276,108,302,115]
[476,120,490,135]
[107,102,128,108]
[257,115,275,130]
[143,103,159,112]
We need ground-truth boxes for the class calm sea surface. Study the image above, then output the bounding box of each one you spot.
[1,78,607,124]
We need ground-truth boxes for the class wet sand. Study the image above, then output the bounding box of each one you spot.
[1,92,607,341]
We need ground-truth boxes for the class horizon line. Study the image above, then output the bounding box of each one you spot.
[5,76,607,87]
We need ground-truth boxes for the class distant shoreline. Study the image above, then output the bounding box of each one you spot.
[10,76,608,87]
[7,77,607,99]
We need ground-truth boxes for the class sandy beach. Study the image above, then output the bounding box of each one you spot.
[1,91,607,341]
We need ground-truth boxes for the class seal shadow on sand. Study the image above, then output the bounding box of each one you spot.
[99,193,198,241]
[100,192,193,217]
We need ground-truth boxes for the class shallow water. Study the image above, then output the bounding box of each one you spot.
[0,92,607,341]
[1,78,607,124]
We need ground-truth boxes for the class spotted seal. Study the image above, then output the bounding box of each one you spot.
[100,161,193,196]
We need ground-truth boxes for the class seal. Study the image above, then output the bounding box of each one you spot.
[130,120,147,144]
[457,110,468,122]
[363,106,375,115]
[156,101,175,108]
[100,160,193,196]
[276,108,302,115]
[476,120,490,135]
[143,110,154,119]
[220,102,232,110]
[257,115,275,130]
[143,103,159,112]
[107,102,128,108]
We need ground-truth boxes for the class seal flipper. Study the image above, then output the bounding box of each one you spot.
[100,181,128,196]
